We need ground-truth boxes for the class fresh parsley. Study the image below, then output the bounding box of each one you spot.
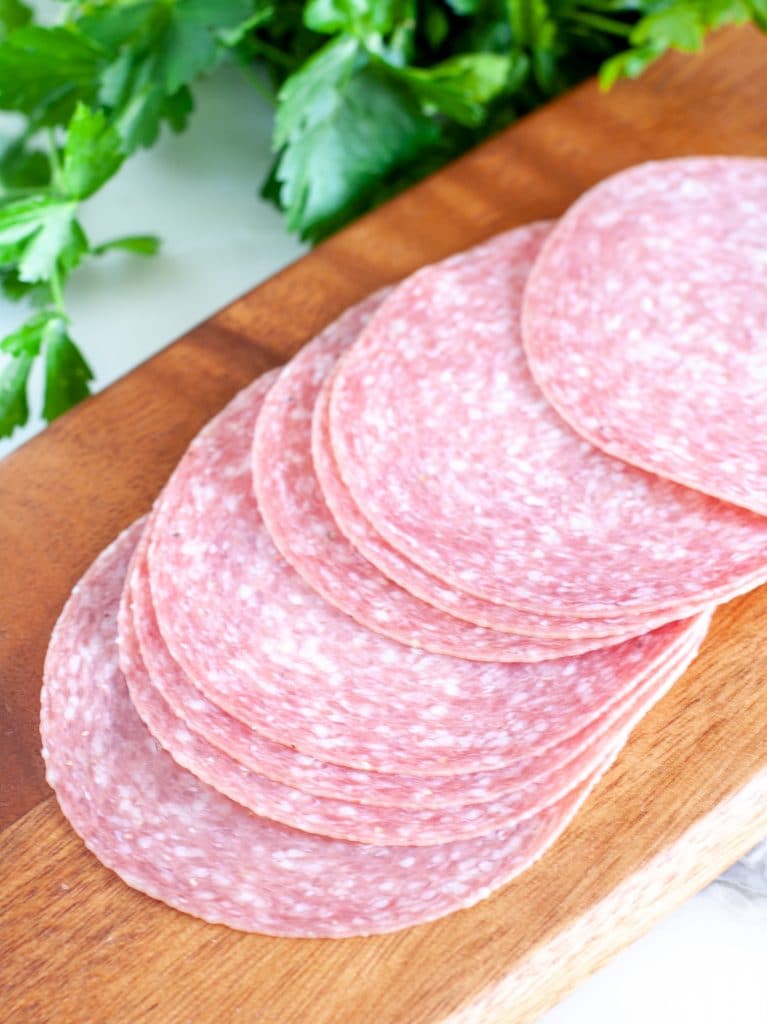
[0,0,763,438]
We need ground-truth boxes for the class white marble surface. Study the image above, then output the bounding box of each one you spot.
[1,61,765,1022]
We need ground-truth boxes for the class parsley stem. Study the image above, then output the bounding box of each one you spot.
[245,37,297,72]
[234,56,275,106]
[47,128,64,193]
[569,11,633,38]
[50,269,65,315]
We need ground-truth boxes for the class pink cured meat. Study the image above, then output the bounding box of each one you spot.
[313,365,719,640]
[329,223,767,616]
[253,292,661,657]
[122,546,709,844]
[129,529,709,810]
[522,157,767,517]
[123,584,629,846]
[42,523,605,937]
[147,372,703,775]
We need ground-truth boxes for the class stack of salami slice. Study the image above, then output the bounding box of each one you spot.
[42,157,767,937]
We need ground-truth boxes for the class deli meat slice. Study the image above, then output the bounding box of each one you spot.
[122,585,621,845]
[253,292,653,658]
[313,371,716,641]
[42,522,606,937]
[329,223,767,617]
[147,372,703,775]
[122,535,709,844]
[128,528,709,810]
[523,158,767,517]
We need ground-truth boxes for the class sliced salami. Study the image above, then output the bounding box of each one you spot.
[313,369,716,640]
[128,529,709,810]
[329,223,767,616]
[123,537,708,843]
[523,158,767,517]
[253,293,649,658]
[122,584,631,846]
[147,372,703,775]
[42,522,606,937]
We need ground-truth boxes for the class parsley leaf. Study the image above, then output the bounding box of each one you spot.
[274,36,438,239]
[114,77,170,152]
[0,137,50,190]
[600,1,756,87]
[61,103,124,199]
[397,52,517,126]
[633,7,707,51]
[92,233,160,256]
[0,308,62,437]
[274,35,361,145]
[0,350,32,436]
[0,195,60,250]
[752,0,767,29]
[0,309,55,358]
[0,192,84,283]
[304,0,413,37]
[0,25,107,124]
[80,0,252,153]
[0,0,31,36]
[42,317,93,421]
[17,200,78,282]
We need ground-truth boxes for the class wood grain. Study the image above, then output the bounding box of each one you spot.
[2,25,767,1024]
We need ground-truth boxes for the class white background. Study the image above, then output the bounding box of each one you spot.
[1,50,765,1023]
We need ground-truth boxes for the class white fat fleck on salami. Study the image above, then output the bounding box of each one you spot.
[128,521,708,811]
[42,522,605,937]
[329,222,767,615]
[253,292,660,656]
[523,158,767,518]
[147,372,702,775]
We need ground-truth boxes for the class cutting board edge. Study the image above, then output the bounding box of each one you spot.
[443,763,767,1024]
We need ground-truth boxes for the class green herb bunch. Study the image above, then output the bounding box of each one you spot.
[0,0,763,438]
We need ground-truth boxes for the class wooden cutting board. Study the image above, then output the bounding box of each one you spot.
[3,25,767,1024]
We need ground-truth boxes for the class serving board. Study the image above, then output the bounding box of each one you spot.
[3,25,767,1024]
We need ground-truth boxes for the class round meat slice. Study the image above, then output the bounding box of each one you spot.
[147,372,702,775]
[313,371,717,640]
[128,527,710,810]
[42,521,606,937]
[121,582,636,846]
[253,292,651,658]
[523,157,767,517]
[329,223,767,616]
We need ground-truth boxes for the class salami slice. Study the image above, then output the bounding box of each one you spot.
[147,372,703,775]
[42,522,606,937]
[523,158,767,517]
[122,585,634,846]
[128,528,709,810]
[123,537,708,843]
[313,370,716,640]
[329,223,767,616]
[253,293,651,658]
